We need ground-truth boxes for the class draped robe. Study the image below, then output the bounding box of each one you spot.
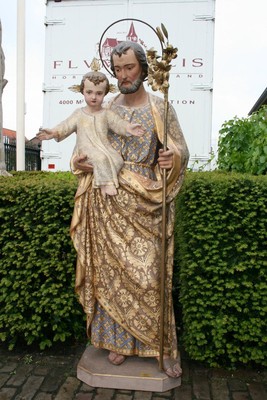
[53,108,133,189]
[70,93,189,358]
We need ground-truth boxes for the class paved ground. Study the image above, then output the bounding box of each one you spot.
[0,342,266,400]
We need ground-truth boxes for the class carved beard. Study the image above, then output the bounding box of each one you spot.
[118,77,143,94]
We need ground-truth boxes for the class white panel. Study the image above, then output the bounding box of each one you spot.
[42,0,215,171]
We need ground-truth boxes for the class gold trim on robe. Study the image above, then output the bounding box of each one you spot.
[70,93,189,359]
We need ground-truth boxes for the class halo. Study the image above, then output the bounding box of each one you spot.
[98,18,163,78]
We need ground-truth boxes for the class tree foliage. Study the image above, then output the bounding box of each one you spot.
[217,105,267,175]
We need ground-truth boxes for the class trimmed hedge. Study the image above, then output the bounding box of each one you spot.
[0,172,84,350]
[175,171,267,368]
[1,171,266,369]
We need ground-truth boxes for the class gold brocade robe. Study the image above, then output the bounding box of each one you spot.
[70,93,189,358]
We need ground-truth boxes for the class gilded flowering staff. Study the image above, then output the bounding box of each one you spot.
[146,24,178,371]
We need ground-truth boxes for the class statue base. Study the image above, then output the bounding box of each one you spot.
[77,346,181,392]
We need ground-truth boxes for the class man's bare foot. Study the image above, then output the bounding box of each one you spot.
[108,351,126,365]
[156,356,182,378]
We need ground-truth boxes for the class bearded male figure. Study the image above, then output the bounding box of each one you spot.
[71,41,189,378]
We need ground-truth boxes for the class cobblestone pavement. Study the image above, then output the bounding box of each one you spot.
[0,342,266,400]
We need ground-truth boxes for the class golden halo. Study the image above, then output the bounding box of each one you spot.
[98,18,163,78]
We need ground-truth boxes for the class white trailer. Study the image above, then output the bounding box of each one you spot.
[41,0,215,171]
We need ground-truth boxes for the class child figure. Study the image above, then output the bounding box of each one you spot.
[36,71,144,197]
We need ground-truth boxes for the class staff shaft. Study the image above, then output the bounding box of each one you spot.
[159,94,169,370]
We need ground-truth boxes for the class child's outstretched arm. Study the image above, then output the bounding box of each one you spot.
[36,128,57,141]
[106,109,144,137]
[126,123,145,137]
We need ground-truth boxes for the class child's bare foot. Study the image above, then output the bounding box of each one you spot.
[101,185,117,197]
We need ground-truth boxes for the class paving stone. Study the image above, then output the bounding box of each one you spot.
[228,379,248,392]
[118,389,133,395]
[14,375,44,400]
[75,393,94,400]
[252,372,267,383]
[174,383,192,400]
[180,360,190,383]
[0,342,266,400]
[211,369,233,379]
[34,393,53,400]
[152,397,171,400]
[114,394,133,400]
[133,390,152,399]
[48,356,72,365]
[94,387,116,399]
[232,369,263,382]
[54,376,81,400]
[40,367,67,392]
[247,382,267,400]
[36,356,56,366]
[34,366,51,376]
[0,373,10,388]
[79,382,95,392]
[210,380,230,400]
[6,365,33,386]
[0,362,18,373]
[232,392,250,400]
[152,389,173,397]
[0,387,17,399]
[193,367,210,377]
[192,373,211,399]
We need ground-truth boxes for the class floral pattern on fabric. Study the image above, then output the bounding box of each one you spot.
[70,94,189,358]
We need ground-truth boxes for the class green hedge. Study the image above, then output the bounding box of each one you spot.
[175,171,267,368]
[0,172,85,350]
[1,171,266,369]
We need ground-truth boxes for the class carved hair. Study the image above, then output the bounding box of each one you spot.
[110,41,148,80]
[79,71,110,95]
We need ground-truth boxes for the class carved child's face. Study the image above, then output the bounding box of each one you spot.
[83,80,107,111]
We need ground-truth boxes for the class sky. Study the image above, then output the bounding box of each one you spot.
[1,0,267,145]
